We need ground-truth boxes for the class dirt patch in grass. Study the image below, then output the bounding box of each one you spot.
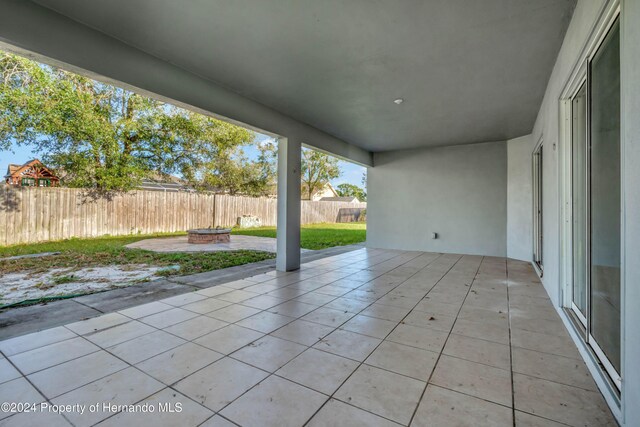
[1,265,168,306]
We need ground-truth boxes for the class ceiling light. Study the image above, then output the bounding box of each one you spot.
[393,98,404,105]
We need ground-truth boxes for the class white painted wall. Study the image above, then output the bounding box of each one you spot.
[367,141,507,257]
[528,0,608,305]
[621,0,640,424]
[506,134,533,262]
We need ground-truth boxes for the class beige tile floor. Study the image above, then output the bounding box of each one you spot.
[0,249,617,426]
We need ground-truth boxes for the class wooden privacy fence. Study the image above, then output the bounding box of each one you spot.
[0,187,366,246]
[214,194,278,227]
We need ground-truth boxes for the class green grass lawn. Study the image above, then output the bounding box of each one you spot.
[0,222,366,276]
[0,232,274,277]
[233,222,366,250]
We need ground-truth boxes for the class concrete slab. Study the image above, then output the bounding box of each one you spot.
[169,259,276,288]
[0,299,100,340]
[73,279,198,313]
[126,235,310,253]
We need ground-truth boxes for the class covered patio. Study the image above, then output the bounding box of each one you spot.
[1,0,639,426]
[0,248,614,426]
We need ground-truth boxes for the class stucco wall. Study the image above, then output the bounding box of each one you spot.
[507,134,533,262]
[621,0,640,424]
[367,141,507,257]
[528,0,608,304]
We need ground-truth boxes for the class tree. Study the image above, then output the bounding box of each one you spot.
[0,51,264,193]
[301,148,341,199]
[255,138,278,193]
[200,142,276,196]
[336,183,366,202]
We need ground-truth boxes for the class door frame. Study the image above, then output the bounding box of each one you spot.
[532,137,544,275]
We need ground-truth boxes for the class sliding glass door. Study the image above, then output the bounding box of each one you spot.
[589,19,621,377]
[532,143,543,271]
[570,18,620,385]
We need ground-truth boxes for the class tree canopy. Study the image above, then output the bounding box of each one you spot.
[301,148,341,199]
[0,51,274,195]
[201,139,277,196]
[336,183,366,202]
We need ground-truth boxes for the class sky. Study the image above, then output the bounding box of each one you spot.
[248,134,366,189]
[1,134,366,189]
[0,142,33,177]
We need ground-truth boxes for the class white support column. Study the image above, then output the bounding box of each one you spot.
[276,137,301,271]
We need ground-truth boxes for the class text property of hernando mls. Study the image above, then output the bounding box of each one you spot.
[1,401,183,415]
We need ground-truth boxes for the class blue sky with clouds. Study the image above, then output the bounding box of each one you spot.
[1,134,366,189]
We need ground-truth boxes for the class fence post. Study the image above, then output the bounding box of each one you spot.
[213,193,217,228]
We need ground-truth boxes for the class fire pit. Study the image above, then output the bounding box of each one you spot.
[187,228,231,244]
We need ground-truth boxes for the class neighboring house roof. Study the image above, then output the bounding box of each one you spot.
[319,196,360,203]
[4,159,59,181]
[137,173,195,192]
[5,164,21,177]
[303,182,339,200]
[266,182,340,200]
[320,183,339,197]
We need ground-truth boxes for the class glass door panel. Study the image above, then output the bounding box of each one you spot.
[589,21,621,374]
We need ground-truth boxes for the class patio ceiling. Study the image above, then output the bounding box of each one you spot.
[30,0,575,152]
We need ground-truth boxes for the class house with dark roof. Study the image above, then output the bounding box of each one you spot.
[136,172,195,193]
[4,159,60,187]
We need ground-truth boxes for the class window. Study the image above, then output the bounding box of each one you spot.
[568,17,621,387]
[532,142,543,271]
[21,177,36,186]
[38,179,51,187]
